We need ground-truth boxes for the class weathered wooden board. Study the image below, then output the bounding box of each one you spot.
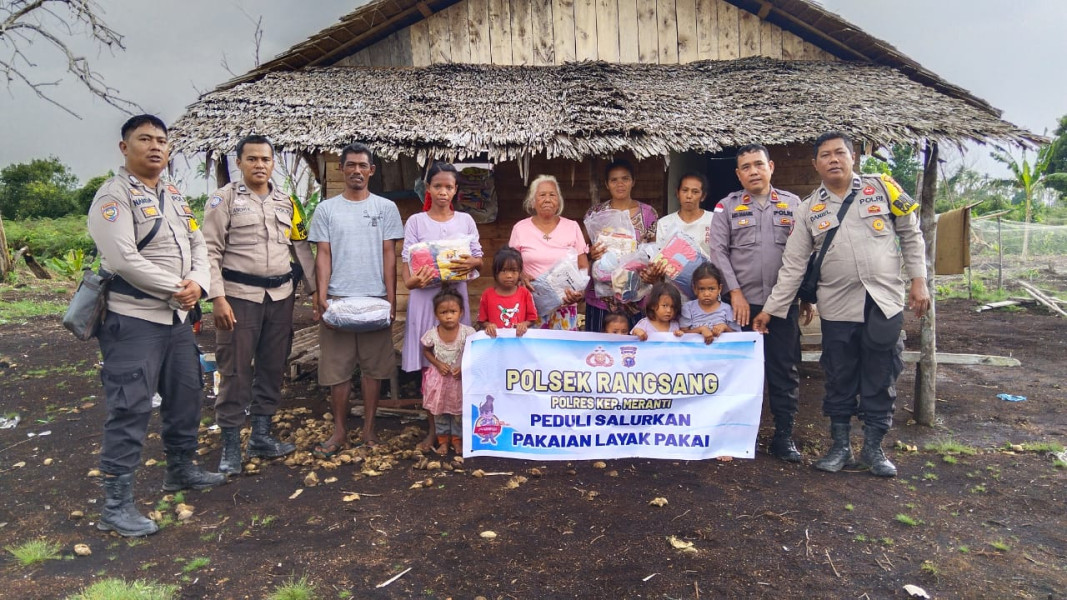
[636,0,658,63]
[595,0,621,62]
[409,19,432,66]
[716,0,739,59]
[531,0,556,65]
[448,1,472,62]
[552,0,577,63]
[574,0,599,60]
[428,11,452,64]
[695,0,718,59]
[511,0,535,64]
[656,0,678,63]
[738,7,760,57]
[488,0,514,64]
[468,0,493,63]
[759,19,782,58]
[617,0,640,62]
[675,0,698,63]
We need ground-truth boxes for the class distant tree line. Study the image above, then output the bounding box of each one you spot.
[0,157,109,220]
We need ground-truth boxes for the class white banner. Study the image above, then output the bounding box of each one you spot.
[461,330,764,461]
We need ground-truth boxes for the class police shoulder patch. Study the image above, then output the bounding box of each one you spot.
[101,201,119,222]
[713,203,725,213]
[208,195,223,209]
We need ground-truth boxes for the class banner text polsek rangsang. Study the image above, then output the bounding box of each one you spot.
[461,330,764,460]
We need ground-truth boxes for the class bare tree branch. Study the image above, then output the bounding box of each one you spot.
[0,0,142,118]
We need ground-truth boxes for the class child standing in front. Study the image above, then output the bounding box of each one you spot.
[602,312,631,335]
[680,263,740,343]
[402,162,483,452]
[631,282,683,341]
[478,246,538,337]
[421,288,476,455]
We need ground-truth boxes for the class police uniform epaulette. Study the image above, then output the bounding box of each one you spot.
[863,173,918,217]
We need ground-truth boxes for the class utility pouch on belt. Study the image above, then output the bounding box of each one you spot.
[863,302,903,351]
[63,264,112,341]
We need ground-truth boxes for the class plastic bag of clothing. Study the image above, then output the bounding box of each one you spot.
[530,250,591,318]
[650,230,708,297]
[407,235,476,285]
[322,297,392,332]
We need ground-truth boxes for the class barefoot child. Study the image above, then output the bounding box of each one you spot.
[680,263,740,344]
[478,247,538,337]
[630,281,683,341]
[421,288,476,455]
[602,312,631,335]
[402,162,483,452]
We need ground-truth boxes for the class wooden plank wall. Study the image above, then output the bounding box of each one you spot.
[319,152,667,317]
[339,0,837,66]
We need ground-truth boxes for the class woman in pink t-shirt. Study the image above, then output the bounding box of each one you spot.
[508,175,590,330]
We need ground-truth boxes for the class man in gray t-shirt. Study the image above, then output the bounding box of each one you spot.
[309,143,403,455]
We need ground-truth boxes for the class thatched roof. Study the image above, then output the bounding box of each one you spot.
[170,58,1037,162]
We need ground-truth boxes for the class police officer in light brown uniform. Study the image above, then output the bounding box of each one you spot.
[201,135,316,475]
[88,115,225,538]
[710,143,807,463]
[754,132,930,478]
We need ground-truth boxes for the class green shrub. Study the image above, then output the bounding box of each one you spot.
[5,215,93,259]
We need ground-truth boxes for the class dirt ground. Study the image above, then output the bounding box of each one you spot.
[1,281,1065,599]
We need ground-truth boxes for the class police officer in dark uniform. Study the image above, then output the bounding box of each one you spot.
[710,144,808,462]
[201,135,316,474]
[88,115,225,537]
[754,132,930,478]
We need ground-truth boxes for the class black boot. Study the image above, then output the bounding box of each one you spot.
[246,415,295,459]
[769,417,803,463]
[97,473,159,537]
[162,449,226,492]
[218,427,242,475]
[859,427,897,477]
[813,422,854,472]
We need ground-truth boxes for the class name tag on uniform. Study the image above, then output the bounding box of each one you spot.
[811,214,840,235]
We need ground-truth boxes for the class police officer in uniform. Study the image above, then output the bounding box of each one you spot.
[201,135,316,474]
[710,143,808,462]
[88,115,225,537]
[753,132,930,477]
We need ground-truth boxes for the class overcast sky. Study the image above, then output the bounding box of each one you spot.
[0,0,1064,184]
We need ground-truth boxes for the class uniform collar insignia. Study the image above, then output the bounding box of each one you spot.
[818,188,829,200]
[851,175,863,190]
[128,174,140,186]
[237,184,248,194]
[770,190,779,201]
[741,194,750,204]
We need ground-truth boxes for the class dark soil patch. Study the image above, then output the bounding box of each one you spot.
[1,293,1064,599]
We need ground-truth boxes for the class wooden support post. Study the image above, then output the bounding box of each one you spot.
[0,216,13,278]
[215,152,231,188]
[915,141,938,427]
[588,158,600,210]
[996,216,1003,291]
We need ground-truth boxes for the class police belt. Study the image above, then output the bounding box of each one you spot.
[99,269,154,300]
[221,267,294,289]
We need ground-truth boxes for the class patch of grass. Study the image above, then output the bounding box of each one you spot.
[139,562,158,571]
[905,502,917,510]
[338,591,353,599]
[943,455,958,465]
[990,540,1011,552]
[970,484,987,494]
[0,299,69,324]
[844,503,854,512]
[854,534,868,542]
[267,576,317,600]
[923,472,939,481]
[1022,442,1065,453]
[172,492,185,504]
[925,439,979,456]
[251,514,277,528]
[5,538,62,566]
[65,578,178,600]
[923,461,936,469]
[920,560,940,577]
[181,557,210,573]
[895,514,920,527]
[958,545,970,553]
[1054,459,1066,469]
[880,537,894,547]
